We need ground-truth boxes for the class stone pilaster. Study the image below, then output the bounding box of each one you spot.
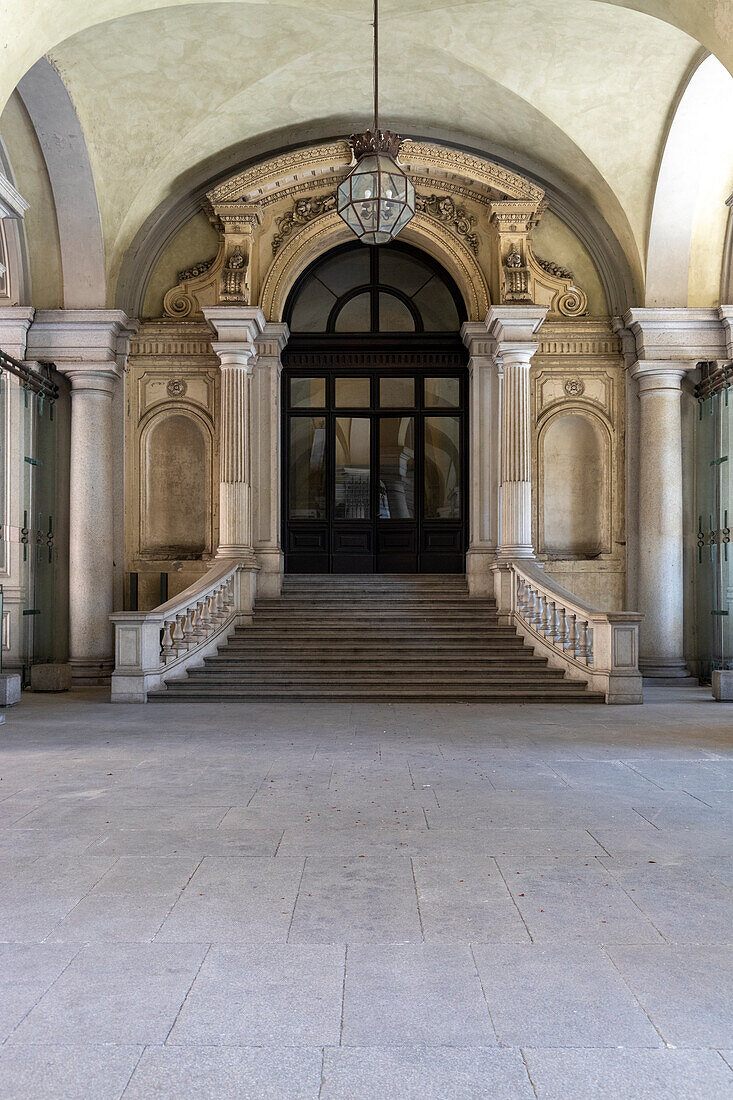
[203,306,266,567]
[461,321,499,596]
[25,310,137,684]
[253,322,288,596]
[487,305,548,561]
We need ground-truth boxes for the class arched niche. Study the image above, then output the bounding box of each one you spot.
[141,409,211,559]
[539,410,610,558]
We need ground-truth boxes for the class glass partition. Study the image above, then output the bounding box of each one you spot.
[695,388,733,681]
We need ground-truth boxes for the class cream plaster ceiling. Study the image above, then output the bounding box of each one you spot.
[1,1,713,297]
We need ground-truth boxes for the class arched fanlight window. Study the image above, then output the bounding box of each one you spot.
[285,242,465,335]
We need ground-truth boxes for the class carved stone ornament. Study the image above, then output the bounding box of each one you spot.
[272,194,338,254]
[177,257,216,282]
[564,377,585,397]
[166,378,188,398]
[220,244,249,303]
[414,193,479,255]
[536,255,574,281]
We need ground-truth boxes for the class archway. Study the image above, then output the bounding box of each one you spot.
[281,240,468,574]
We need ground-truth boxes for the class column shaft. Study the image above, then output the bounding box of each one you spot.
[632,364,688,675]
[217,348,255,558]
[499,348,534,557]
[67,369,118,681]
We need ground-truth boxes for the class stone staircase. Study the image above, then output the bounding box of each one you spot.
[149,574,604,703]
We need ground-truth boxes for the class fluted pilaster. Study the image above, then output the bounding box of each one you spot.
[487,306,547,560]
[204,307,266,563]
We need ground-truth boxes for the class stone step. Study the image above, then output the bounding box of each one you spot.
[151,686,602,702]
[153,572,600,704]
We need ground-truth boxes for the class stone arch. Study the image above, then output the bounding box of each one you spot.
[17,58,105,309]
[261,211,489,323]
[537,406,612,558]
[139,405,213,559]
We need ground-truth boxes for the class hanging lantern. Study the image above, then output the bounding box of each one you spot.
[337,129,415,245]
[337,1,415,245]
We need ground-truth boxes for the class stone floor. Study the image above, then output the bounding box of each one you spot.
[0,683,731,1099]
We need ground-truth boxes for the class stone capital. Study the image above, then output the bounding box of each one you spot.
[64,366,121,395]
[629,360,690,394]
[461,321,495,360]
[485,305,548,347]
[255,322,290,361]
[203,306,266,350]
[0,306,35,359]
[623,306,725,362]
[25,309,138,370]
[717,304,733,357]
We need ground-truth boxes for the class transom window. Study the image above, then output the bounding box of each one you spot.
[285,242,465,334]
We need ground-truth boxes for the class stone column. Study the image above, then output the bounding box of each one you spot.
[203,308,266,610]
[252,322,288,596]
[25,310,136,684]
[487,306,548,561]
[65,367,119,680]
[630,362,689,676]
[462,322,500,596]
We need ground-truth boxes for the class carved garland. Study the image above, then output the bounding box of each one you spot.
[271,190,479,256]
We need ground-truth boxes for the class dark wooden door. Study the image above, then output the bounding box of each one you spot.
[283,366,467,574]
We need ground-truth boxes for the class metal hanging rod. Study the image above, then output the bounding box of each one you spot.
[0,349,59,401]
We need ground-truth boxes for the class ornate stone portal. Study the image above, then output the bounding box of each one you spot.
[127,138,624,612]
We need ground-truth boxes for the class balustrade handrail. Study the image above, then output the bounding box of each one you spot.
[507,559,643,704]
[115,559,239,625]
[110,559,249,702]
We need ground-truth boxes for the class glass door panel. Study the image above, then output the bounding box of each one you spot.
[424,415,461,519]
[378,417,415,519]
[288,416,326,518]
[283,369,466,573]
[335,417,370,519]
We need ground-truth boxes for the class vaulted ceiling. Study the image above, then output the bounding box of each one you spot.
[1,1,730,305]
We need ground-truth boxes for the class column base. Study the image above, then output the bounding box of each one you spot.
[215,547,259,568]
[639,659,690,678]
[256,548,284,597]
[466,548,497,597]
[70,658,114,686]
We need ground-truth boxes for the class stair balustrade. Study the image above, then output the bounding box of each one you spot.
[507,560,643,704]
[110,561,252,702]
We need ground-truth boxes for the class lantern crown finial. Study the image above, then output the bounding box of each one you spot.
[350,129,403,161]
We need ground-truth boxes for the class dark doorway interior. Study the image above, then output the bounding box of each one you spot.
[282,242,468,574]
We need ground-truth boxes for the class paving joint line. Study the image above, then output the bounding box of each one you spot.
[338,944,348,1047]
[118,1043,148,1099]
[163,942,211,1044]
[519,1047,539,1098]
[409,856,425,941]
[285,857,308,943]
[4,943,85,1044]
[469,942,500,1045]
[602,944,669,1047]
[493,856,533,944]
[152,855,205,940]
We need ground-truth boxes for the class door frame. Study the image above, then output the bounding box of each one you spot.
[281,355,469,574]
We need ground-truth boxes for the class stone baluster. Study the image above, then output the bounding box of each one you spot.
[161,621,175,662]
[562,612,574,655]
